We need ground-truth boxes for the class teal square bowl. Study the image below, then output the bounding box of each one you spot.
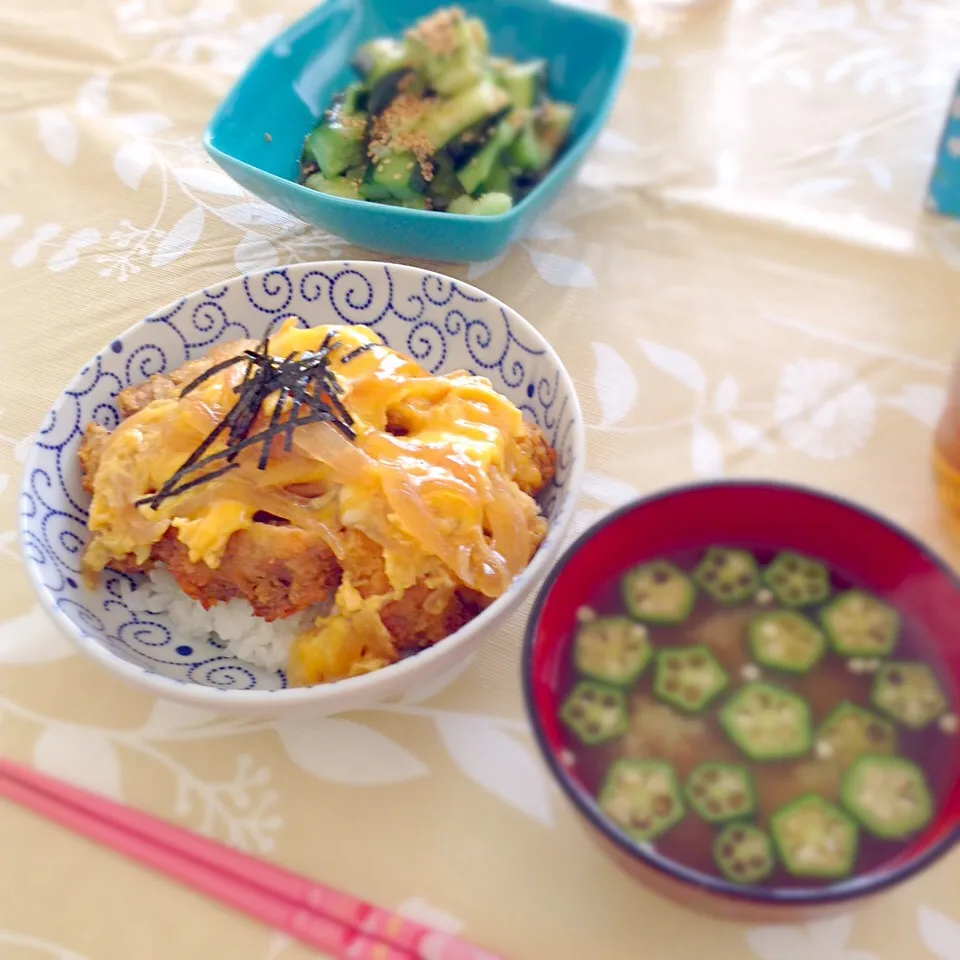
[203,0,634,262]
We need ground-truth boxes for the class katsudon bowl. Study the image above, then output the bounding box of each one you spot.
[19,261,584,715]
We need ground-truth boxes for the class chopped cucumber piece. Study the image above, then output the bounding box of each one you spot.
[352,38,408,85]
[508,114,546,172]
[333,82,368,115]
[820,590,899,658]
[654,645,729,713]
[816,702,897,763]
[771,795,858,880]
[685,762,755,823]
[445,116,497,165]
[693,547,761,605]
[481,163,513,194]
[574,616,652,687]
[533,100,574,164]
[417,80,510,150]
[871,661,948,730]
[426,150,460,197]
[369,150,427,200]
[404,8,485,95]
[598,759,685,843]
[762,551,831,608]
[496,59,548,109]
[303,173,361,199]
[456,116,519,194]
[560,681,628,745]
[382,196,430,210]
[621,560,696,625]
[841,755,933,839]
[466,16,489,54]
[304,113,367,178]
[748,611,826,674]
[446,192,512,216]
[720,682,813,761]
[713,824,775,884]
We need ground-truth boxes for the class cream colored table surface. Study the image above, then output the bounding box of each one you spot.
[2,0,960,958]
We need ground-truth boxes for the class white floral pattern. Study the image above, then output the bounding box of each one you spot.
[746,915,877,960]
[774,359,876,460]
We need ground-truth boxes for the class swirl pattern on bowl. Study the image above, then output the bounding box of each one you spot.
[20,262,581,694]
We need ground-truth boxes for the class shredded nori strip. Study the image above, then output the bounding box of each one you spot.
[136,334,355,509]
[342,342,375,363]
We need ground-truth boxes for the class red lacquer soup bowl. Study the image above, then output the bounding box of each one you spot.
[522,481,960,923]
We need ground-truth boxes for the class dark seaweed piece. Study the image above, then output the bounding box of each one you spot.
[341,342,376,363]
[136,335,355,509]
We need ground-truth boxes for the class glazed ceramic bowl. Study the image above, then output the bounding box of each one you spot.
[203,0,633,262]
[20,261,584,715]
[522,482,960,923]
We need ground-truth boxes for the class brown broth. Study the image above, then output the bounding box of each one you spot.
[558,545,959,889]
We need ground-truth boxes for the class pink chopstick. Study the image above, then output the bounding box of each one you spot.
[0,757,503,960]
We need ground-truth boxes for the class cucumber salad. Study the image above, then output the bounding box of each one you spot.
[297,6,574,215]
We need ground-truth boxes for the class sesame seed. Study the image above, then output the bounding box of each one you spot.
[576,606,596,623]
[263,132,272,142]
[755,588,774,605]
[940,714,959,734]
[741,663,761,681]
[405,5,466,57]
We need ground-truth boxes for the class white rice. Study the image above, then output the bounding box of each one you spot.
[127,566,316,671]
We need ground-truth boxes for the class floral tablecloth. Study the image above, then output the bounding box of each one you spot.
[3,0,960,958]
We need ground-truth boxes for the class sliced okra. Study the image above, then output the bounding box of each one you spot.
[621,560,696,625]
[820,590,899,659]
[841,755,933,839]
[685,761,755,823]
[712,823,775,884]
[598,758,686,843]
[693,547,760,605]
[762,551,830,608]
[770,794,859,880]
[816,702,896,763]
[871,661,948,730]
[653,644,729,713]
[748,610,826,674]
[719,682,813,761]
[560,681,628,745]
[574,616,652,686]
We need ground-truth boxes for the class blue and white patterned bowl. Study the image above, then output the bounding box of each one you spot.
[20,261,584,715]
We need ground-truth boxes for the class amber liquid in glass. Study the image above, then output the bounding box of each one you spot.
[933,367,960,534]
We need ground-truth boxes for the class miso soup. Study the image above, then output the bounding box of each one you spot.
[557,546,959,888]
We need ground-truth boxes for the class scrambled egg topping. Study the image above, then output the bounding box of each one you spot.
[84,320,548,683]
